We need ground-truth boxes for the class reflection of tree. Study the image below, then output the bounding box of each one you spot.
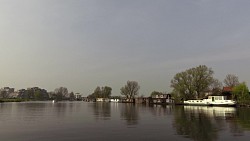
[149,105,173,117]
[120,103,139,125]
[92,102,111,120]
[53,102,67,117]
[236,108,250,130]
[173,106,218,141]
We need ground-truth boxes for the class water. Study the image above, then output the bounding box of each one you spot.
[1,102,250,141]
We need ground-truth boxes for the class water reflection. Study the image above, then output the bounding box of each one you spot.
[149,104,174,116]
[1,102,250,141]
[174,106,220,141]
[183,106,236,119]
[172,106,250,141]
[120,103,139,126]
[92,102,111,120]
[236,108,250,130]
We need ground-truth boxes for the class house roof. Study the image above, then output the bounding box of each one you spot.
[223,87,232,92]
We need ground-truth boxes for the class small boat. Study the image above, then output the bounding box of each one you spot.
[184,96,236,107]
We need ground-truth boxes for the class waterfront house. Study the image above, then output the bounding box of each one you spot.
[74,93,82,100]
[110,98,120,102]
[222,87,233,100]
[121,98,135,103]
[150,93,173,104]
[96,98,110,102]
[135,97,149,104]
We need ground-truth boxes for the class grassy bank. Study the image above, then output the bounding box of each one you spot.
[0,98,26,102]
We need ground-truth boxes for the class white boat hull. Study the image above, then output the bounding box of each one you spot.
[184,96,236,107]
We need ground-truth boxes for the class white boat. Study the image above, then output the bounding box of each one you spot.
[184,96,236,107]
[208,96,236,106]
[184,99,211,106]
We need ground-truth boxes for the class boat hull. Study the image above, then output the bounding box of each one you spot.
[183,96,237,107]
[184,100,212,106]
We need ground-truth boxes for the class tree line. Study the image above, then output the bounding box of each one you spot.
[171,65,249,104]
[87,81,140,101]
[0,87,77,101]
[88,65,249,105]
[1,65,249,104]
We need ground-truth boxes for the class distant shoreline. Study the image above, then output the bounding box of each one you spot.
[0,99,26,103]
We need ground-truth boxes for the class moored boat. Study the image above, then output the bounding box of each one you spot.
[184,95,236,107]
[184,99,211,106]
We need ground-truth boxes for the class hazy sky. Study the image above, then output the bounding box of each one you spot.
[1,0,250,96]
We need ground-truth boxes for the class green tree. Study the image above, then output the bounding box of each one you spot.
[232,82,250,104]
[171,65,214,100]
[26,89,34,99]
[93,86,102,98]
[69,92,75,101]
[34,90,43,100]
[120,81,140,100]
[101,86,112,98]
[150,91,161,97]
[88,86,112,99]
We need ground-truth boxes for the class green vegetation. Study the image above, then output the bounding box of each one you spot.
[0,98,25,102]
[150,91,162,97]
[1,65,250,105]
[88,86,112,100]
[232,82,250,105]
[171,65,215,100]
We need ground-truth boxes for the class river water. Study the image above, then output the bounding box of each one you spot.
[0,101,250,141]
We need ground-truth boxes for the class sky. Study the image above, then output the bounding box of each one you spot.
[1,0,250,96]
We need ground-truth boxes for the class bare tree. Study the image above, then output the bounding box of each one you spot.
[0,91,9,98]
[224,74,239,87]
[209,79,223,95]
[120,81,140,100]
[54,87,68,100]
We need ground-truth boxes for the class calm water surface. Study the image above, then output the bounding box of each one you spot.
[1,101,250,141]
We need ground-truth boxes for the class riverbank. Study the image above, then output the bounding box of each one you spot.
[0,99,26,103]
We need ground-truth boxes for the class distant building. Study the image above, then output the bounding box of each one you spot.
[110,98,120,102]
[75,93,82,100]
[135,97,148,104]
[150,93,173,104]
[222,87,233,100]
[96,98,110,102]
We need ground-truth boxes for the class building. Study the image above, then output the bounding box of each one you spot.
[96,98,110,102]
[222,87,233,100]
[75,93,82,100]
[150,93,173,104]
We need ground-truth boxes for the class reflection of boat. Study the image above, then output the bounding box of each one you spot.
[184,96,236,107]
[184,106,236,119]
